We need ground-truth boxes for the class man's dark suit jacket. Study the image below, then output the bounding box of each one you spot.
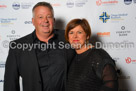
[4,29,75,91]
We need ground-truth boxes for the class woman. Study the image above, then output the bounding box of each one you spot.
[65,18,118,91]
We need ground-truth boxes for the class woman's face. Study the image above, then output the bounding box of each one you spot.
[68,25,88,50]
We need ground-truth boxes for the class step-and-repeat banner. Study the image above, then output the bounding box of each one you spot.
[0,0,136,91]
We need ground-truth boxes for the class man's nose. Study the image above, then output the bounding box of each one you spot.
[43,17,48,23]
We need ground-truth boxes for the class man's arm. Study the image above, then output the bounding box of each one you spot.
[4,47,20,91]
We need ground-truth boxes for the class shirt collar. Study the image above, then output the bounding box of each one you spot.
[32,29,57,43]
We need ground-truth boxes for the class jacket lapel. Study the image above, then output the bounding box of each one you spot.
[26,31,41,82]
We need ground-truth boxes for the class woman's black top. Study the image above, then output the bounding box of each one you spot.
[66,48,118,91]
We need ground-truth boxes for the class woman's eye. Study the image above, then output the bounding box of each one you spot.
[78,31,82,34]
[69,32,73,34]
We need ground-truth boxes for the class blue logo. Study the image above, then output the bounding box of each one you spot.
[0,80,4,83]
[0,18,17,26]
[124,0,132,5]
[12,2,20,10]
[0,62,5,68]
[99,12,110,23]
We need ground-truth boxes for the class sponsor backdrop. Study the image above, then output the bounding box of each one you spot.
[0,0,136,91]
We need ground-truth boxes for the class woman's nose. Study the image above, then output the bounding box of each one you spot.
[73,33,77,38]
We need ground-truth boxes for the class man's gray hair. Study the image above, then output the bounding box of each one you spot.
[32,2,54,17]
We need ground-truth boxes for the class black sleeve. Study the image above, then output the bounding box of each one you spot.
[66,48,76,69]
[99,64,118,91]
[4,47,20,91]
[91,49,118,91]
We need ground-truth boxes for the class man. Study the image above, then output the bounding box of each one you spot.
[4,2,74,91]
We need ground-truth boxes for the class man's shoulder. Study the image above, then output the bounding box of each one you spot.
[8,32,34,52]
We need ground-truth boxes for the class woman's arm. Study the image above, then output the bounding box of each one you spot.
[100,64,118,91]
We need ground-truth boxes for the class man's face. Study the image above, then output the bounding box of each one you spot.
[32,6,54,37]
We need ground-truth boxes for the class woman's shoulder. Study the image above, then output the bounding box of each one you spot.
[89,48,116,79]
[90,48,115,64]
[90,48,112,60]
